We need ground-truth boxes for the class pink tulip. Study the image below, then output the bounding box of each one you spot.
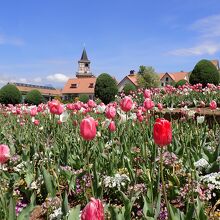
[30,107,37,117]
[87,100,96,108]
[48,100,64,115]
[143,98,155,110]
[144,89,151,98]
[120,96,133,112]
[80,117,97,140]
[81,198,104,220]
[200,101,205,108]
[157,103,163,111]
[210,100,217,110]
[105,106,116,119]
[108,121,116,132]
[0,144,10,164]
[34,120,40,126]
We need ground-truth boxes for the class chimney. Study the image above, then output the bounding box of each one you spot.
[129,70,135,75]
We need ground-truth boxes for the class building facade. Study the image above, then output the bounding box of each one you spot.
[62,48,96,100]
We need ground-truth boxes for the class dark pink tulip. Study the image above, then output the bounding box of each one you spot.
[108,121,116,132]
[48,100,64,115]
[30,107,37,117]
[138,115,144,122]
[87,100,96,108]
[105,106,116,119]
[144,89,151,98]
[143,98,155,110]
[120,96,133,112]
[81,198,104,220]
[210,100,217,110]
[80,117,97,141]
[0,144,10,164]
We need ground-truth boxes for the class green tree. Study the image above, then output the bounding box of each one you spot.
[95,73,118,104]
[79,94,89,103]
[137,66,160,88]
[123,83,136,95]
[0,84,22,104]
[175,79,187,88]
[189,59,220,86]
[25,90,44,105]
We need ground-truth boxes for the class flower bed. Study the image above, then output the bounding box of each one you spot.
[0,85,220,219]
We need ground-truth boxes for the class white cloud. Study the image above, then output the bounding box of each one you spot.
[33,77,42,83]
[46,73,69,82]
[19,78,27,83]
[168,14,220,57]
[0,34,24,46]
[191,14,220,38]
[169,42,220,56]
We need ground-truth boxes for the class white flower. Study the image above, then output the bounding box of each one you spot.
[194,158,209,169]
[200,172,220,190]
[96,105,106,113]
[59,111,69,123]
[187,110,195,118]
[129,113,137,121]
[197,116,205,124]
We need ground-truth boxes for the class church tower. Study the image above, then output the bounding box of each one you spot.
[76,48,93,77]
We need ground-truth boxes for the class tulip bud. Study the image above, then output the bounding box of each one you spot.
[108,121,116,132]
[209,100,217,110]
[120,96,133,112]
[0,144,10,164]
[153,118,172,147]
[81,198,104,220]
[105,106,116,119]
[143,98,155,110]
[80,117,97,141]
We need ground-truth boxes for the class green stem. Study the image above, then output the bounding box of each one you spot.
[160,147,170,219]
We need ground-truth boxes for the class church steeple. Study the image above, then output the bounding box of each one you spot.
[80,48,89,62]
[76,48,93,77]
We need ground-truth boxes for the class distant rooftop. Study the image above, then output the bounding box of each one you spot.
[13,82,56,90]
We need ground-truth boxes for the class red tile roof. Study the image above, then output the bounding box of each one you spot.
[127,74,138,86]
[160,72,188,82]
[62,77,96,94]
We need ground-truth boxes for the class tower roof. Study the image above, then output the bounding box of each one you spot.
[80,48,89,61]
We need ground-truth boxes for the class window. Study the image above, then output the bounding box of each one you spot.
[166,77,169,82]
[89,83,94,88]
[161,83,164,86]
[70,84,77,88]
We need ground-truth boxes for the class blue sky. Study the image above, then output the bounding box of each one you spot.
[0,0,220,88]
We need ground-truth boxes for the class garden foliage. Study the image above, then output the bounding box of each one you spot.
[95,73,118,104]
[0,84,22,105]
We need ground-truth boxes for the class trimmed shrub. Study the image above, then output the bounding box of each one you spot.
[175,79,187,88]
[123,83,136,95]
[25,90,44,105]
[79,94,89,103]
[95,73,118,104]
[189,59,220,86]
[0,84,22,104]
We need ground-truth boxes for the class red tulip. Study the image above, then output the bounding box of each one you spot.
[81,198,104,220]
[209,100,217,110]
[108,121,116,132]
[105,106,116,119]
[153,118,172,147]
[120,96,133,112]
[0,144,10,164]
[80,117,97,140]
